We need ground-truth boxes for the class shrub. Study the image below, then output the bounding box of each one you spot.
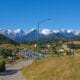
[0,48,12,58]
[0,59,5,72]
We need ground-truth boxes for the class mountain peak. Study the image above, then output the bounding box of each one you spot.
[12,29,24,35]
[40,29,52,35]
[29,28,36,32]
[66,29,74,33]
[13,29,22,33]
[27,28,37,34]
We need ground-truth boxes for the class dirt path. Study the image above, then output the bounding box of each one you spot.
[0,59,33,80]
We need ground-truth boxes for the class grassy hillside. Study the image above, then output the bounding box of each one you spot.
[0,34,18,45]
[22,55,80,80]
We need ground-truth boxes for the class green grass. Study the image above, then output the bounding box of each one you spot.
[22,54,80,80]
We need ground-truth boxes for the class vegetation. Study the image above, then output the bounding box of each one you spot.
[0,32,80,80]
[22,54,80,80]
[0,59,5,72]
[0,48,12,58]
[0,34,19,45]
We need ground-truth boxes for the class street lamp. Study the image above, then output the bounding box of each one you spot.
[37,18,51,59]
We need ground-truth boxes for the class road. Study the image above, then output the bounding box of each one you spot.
[20,49,48,59]
[0,59,33,80]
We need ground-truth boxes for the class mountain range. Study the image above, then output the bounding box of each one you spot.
[0,28,80,42]
[0,34,18,45]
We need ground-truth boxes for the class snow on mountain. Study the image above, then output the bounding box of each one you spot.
[0,29,11,35]
[13,29,21,34]
[53,30,60,33]
[40,29,52,35]
[0,28,80,42]
[23,28,37,36]
[7,29,11,34]
[74,30,80,35]
[27,28,36,34]
[12,29,25,35]
[66,29,74,33]
[52,29,74,34]
[0,28,80,36]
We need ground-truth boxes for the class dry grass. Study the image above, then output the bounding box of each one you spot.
[22,55,80,80]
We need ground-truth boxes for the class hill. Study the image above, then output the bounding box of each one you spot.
[22,54,80,80]
[0,34,18,45]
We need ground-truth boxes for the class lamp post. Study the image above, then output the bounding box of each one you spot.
[37,18,51,59]
[12,52,15,62]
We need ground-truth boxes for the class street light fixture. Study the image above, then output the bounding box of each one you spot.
[37,18,52,59]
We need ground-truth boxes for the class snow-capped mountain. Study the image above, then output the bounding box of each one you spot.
[40,29,52,35]
[10,29,25,36]
[12,29,23,34]
[53,30,60,33]
[0,29,11,35]
[0,28,80,42]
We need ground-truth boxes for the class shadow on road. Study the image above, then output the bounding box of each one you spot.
[0,69,21,76]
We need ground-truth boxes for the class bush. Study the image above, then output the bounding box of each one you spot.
[0,48,12,58]
[0,59,5,72]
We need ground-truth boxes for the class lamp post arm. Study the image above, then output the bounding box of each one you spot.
[39,18,51,25]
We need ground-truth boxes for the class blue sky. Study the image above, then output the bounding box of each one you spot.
[0,0,80,30]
